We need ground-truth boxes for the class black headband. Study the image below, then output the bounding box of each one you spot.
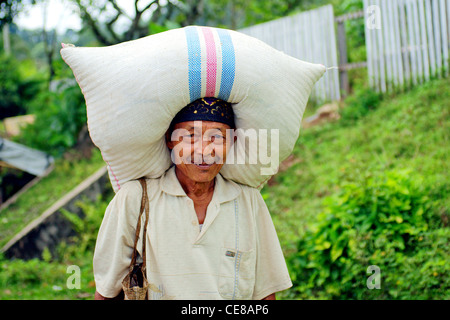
[170,97,235,129]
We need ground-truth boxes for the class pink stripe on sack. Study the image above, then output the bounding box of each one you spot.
[106,161,121,190]
[202,28,217,97]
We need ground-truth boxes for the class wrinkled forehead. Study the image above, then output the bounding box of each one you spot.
[173,120,232,132]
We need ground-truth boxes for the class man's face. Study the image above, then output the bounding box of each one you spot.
[166,120,233,183]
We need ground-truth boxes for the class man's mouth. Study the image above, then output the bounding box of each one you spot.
[193,162,213,169]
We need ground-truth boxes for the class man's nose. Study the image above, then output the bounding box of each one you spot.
[192,138,215,162]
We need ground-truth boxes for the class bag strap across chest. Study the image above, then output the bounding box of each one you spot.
[129,178,149,272]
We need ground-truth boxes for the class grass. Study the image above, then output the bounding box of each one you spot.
[0,148,106,248]
[263,77,449,260]
[0,77,448,299]
[0,193,111,300]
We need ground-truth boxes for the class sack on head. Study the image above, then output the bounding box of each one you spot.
[61,26,326,192]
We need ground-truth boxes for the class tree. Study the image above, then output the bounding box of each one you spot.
[72,0,180,45]
[42,1,57,81]
[0,0,28,25]
[72,0,323,46]
[1,0,38,54]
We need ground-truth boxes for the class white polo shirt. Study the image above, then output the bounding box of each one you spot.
[93,166,292,300]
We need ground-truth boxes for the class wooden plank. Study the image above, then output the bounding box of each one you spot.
[305,11,318,99]
[340,62,369,70]
[325,5,334,100]
[280,18,288,54]
[1,166,108,255]
[413,0,424,83]
[321,9,331,100]
[239,6,341,102]
[328,5,341,101]
[375,0,387,92]
[418,0,431,81]
[406,0,419,85]
[448,0,450,47]
[432,0,443,77]
[425,0,437,76]
[364,0,375,89]
[439,0,449,76]
[393,0,405,87]
[338,21,350,96]
[0,163,54,212]
[399,0,412,86]
[387,0,399,87]
[287,15,296,57]
[335,10,365,23]
[297,13,306,61]
[311,10,326,103]
[381,0,393,91]
[372,0,382,91]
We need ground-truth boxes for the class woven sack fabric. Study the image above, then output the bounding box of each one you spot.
[61,26,326,192]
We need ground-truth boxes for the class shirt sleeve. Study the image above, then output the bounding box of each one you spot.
[251,189,293,300]
[93,180,143,298]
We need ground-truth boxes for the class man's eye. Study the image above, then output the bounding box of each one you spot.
[183,133,196,138]
[181,134,194,140]
[187,134,201,141]
[212,134,224,142]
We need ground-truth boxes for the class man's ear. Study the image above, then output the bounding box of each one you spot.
[165,129,174,150]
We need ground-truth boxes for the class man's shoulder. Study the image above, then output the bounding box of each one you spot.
[220,176,260,201]
[117,178,144,194]
[115,177,159,201]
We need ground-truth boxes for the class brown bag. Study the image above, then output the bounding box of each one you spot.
[121,178,149,300]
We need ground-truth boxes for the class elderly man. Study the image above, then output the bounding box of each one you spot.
[93,97,292,300]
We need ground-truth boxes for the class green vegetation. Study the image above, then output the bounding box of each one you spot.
[1,76,448,300]
[265,77,449,299]
[0,149,105,249]
[0,195,110,299]
[287,169,448,299]
[17,85,87,156]
[0,0,448,301]
[0,53,45,119]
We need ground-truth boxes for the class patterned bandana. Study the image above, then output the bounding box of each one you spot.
[170,97,235,128]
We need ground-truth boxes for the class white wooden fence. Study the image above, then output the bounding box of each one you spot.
[364,0,450,92]
[239,5,341,103]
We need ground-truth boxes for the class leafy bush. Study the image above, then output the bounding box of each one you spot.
[0,54,44,119]
[287,169,448,299]
[0,194,111,300]
[0,149,105,249]
[60,194,110,260]
[340,86,382,124]
[17,85,86,156]
[0,54,46,119]
[0,53,22,119]
[1,51,86,156]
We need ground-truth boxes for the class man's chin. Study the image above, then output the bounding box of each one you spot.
[183,163,222,180]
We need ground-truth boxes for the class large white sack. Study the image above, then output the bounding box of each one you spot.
[61,26,326,193]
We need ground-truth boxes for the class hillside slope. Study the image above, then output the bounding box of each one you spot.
[263,77,449,299]
[0,77,448,299]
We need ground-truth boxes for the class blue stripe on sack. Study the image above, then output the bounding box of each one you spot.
[217,29,235,101]
[185,27,202,102]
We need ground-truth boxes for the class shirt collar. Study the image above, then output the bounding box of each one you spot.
[161,166,241,204]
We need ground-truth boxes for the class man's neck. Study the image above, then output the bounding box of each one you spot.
[175,167,215,200]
